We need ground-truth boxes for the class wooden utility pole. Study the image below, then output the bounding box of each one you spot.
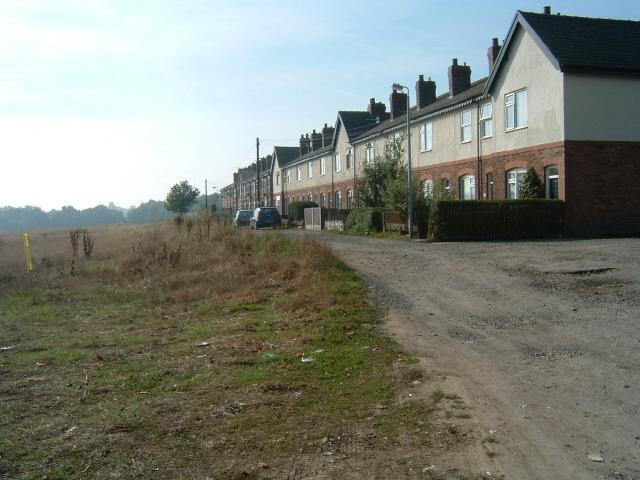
[256,137,260,207]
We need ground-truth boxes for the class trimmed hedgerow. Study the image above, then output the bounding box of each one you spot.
[288,201,318,222]
[345,208,384,233]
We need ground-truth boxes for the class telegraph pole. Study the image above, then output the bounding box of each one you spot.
[256,137,261,207]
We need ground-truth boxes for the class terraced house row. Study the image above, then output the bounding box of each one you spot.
[222,8,640,236]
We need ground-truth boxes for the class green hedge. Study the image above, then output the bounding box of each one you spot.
[431,200,564,241]
[345,208,383,233]
[288,201,318,222]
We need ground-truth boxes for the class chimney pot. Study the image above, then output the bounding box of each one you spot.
[416,74,437,109]
[487,38,501,72]
[448,58,472,97]
[543,5,551,14]
[368,97,387,117]
[390,88,408,119]
[310,129,322,151]
[321,123,335,147]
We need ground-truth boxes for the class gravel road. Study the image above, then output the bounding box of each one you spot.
[285,231,640,480]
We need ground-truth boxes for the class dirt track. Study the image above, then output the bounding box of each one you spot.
[286,231,640,480]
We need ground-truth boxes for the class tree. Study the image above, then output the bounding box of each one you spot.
[165,181,200,218]
[354,140,404,209]
[520,168,544,199]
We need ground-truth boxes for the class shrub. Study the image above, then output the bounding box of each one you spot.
[430,199,564,241]
[288,201,318,222]
[520,168,544,199]
[345,208,383,233]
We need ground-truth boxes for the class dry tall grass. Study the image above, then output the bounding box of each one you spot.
[0,220,343,312]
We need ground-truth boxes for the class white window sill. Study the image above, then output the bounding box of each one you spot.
[419,148,432,153]
[506,125,528,133]
[481,135,493,140]
[460,140,472,144]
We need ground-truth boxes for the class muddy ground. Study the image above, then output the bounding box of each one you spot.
[285,231,640,480]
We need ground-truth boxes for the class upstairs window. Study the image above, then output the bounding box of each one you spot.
[420,122,433,151]
[460,109,472,143]
[480,102,493,138]
[346,148,353,169]
[365,142,375,164]
[320,157,326,175]
[296,166,301,181]
[388,133,402,156]
[505,89,527,130]
[286,169,291,184]
[276,173,279,186]
[335,153,341,172]
[459,174,476,200]
[307,161,313,178]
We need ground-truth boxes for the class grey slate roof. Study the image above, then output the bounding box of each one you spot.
[338,111,391,141]
[353,78,487,144]
[273,146,300,167]
[519,11,640,74]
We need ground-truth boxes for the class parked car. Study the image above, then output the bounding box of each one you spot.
[233,210,253,228]
[250,207,282,229]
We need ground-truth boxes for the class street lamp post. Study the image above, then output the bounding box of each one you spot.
[392,83,413,239]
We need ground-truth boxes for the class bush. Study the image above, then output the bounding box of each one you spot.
[430,199,564,241]
[345,208,383,233]
[520,168,544,199]
[288,201,318,222]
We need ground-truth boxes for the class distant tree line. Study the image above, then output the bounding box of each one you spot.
[0,192,221,232]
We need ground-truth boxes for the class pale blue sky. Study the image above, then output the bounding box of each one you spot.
[2,0,639,209]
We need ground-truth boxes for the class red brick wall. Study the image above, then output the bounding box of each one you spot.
[564,141,640,236]
[282,179,355,210]
[415,142,565,200]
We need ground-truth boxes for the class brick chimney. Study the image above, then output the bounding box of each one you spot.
[487,38,501,72]
[310,129,322,151]
[543,5,551,14]
[367,97,387,117]
[389,89,407,120]
[299,134,310,156]
[415,75,436,109]
[322,123,335,147]
[448,58,471,97]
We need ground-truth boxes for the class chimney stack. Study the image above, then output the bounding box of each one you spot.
[367,97,387,117]
[543,5,551,15]
[389,89,407,120]
[310,129,322,151]
[415,75,436,109]
[448,58,471,97]
[321,123,335,147]
[299,134,310,156]
[487,38,501,72]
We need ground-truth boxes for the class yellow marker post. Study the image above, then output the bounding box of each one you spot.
[23,233,33,272]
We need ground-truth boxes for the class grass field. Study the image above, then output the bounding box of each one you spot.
[0,222,470,479]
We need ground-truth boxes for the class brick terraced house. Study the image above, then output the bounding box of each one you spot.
[223,8,640,236]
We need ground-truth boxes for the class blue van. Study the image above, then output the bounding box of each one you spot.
[250,207,282,229]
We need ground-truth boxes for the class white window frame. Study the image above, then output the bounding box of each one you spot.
[507,168,527,199]
[307,161,313,178]
[335,153,341,172]
[346,148,353,170]
[275,172,279,186]
[423,179,434,198]
[459,174,476,200]
[347,189,353,209]
[365,142,375,164]
[505,89,528,131]
[419,122,433,152]
[546,165,559,199]
[320,157,326,175]
[286,169,291,184]
[460,109,472,143]
[296,165,301,181]
[480,102,493,138]
[334,190,341,209]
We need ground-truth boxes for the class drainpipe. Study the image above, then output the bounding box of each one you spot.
[476,100,482,200]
